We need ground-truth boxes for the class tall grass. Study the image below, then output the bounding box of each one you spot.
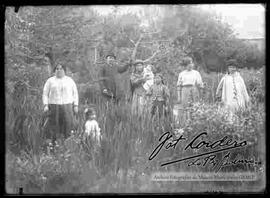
[5,68,265,193]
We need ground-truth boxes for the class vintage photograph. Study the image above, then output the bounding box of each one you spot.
[5,4,265,194]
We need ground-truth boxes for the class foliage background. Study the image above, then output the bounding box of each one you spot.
[5,5,265,193]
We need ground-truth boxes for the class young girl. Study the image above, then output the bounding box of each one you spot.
[142,64,154,92]
[83,107,102,147]
[147,74,170,118]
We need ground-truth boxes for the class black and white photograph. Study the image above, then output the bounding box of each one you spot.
[5,4,266,194]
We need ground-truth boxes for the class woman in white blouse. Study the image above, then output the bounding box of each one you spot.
[177,57,204,107]
[43,60,79,143]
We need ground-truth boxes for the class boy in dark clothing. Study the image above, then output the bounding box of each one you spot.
[99,53,132,104]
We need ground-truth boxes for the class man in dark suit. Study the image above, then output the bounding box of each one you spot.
[99,52,132,104]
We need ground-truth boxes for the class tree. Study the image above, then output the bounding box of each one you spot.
[157,5,264,72]
[5,5,264,94]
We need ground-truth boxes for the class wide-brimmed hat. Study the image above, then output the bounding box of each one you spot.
[134,59,144,66]
[105,52,116,59]
[226,59,238,67]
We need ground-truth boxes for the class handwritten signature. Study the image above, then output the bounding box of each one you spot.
[149,131,261,172]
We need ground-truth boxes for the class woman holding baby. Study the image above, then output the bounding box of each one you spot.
[130,60,155,116]
[130,60,147,116]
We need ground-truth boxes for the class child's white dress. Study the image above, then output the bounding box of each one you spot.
[142,67,154,91]
[85,120,101,146]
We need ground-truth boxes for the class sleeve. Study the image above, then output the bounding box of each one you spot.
[216,76,225,96]
[177,72,183,87]
[95,121,101,135]
[117,61,131,73]
[71,79,79,106]
[95,121,101,144]
[85,122,90,135]
[42,78,50,105]
[99,66,106,91]
[195,71,204,88]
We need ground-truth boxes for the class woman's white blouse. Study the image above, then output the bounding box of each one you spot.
[42,76,79,105]
[177,70,203,87]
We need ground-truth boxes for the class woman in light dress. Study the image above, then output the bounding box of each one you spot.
[130,60,148,116]
[42,60,79,144]
[175,57,204,125]
[216,59,250,122]
[177,57,204,107]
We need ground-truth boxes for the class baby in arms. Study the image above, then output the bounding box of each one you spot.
[143,64,154,91]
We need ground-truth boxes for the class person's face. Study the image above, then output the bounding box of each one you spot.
[106,56,116,65]
[136,63,144,73]
[44,57,51,66]
[154,76,162,84]
[186,61,194,71]
[55,64,65,78]
[90,113,96,120]
[228,65,237,74]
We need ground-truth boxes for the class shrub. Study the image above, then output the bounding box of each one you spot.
[6,67,265,193]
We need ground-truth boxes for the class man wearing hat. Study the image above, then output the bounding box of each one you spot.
[99,52,132,104]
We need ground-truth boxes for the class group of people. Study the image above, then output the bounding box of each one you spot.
[98,53,170,118]
[42,52,250,148]
[129,59,170,117]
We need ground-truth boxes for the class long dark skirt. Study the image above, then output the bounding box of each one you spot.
[45,104,75,143]
[151,100,167,118]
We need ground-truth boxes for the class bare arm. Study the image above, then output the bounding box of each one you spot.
[176,73,182,102]
[71,79,79,106]
[195,71,204,89]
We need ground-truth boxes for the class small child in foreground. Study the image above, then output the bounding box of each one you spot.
[83,107,102,147]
